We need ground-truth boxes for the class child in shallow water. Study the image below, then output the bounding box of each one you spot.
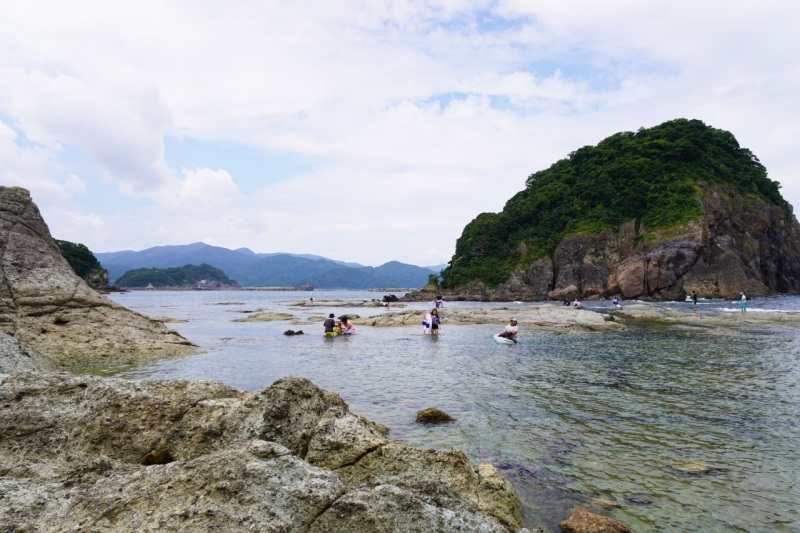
[430,309,441,336]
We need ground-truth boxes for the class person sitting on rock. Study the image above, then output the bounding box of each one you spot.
[573,298,583,309]
[612,297,622,310]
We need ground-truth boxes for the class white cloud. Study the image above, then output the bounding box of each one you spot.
[1,1,799,265]
[169,167,242,208]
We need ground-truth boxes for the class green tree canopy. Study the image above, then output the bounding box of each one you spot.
[56,239,107,280]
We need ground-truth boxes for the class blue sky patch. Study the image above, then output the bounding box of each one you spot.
[164,136,314,194]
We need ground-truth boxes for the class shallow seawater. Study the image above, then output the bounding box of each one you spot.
[108,290,800,532]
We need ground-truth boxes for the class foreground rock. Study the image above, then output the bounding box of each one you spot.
[0,374,523,532]
[0,187,193,371]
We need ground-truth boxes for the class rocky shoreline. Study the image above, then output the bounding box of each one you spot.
[0,186,537,531]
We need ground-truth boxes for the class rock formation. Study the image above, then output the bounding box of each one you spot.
[406,183,800,302]
[0,374,523,532]
[0,186,194,371]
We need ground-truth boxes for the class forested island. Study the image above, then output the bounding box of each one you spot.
[115,263,240,289]
[411,118,800,302]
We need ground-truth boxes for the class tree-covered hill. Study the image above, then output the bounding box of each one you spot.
[441,119,789,288]
[56,239,108,290]
[116,264,239,288]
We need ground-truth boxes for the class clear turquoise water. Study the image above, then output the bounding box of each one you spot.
[108,291,800,532]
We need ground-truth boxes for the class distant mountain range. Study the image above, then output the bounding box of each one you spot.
[95,242,444,290]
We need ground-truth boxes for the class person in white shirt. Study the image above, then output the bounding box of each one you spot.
[422,311,432,334]
[500,318,518,342]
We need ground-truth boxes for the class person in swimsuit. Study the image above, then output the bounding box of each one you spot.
[340,316,356,334]
[430,308,441,336]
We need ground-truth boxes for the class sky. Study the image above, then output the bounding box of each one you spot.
[2,1,799,267]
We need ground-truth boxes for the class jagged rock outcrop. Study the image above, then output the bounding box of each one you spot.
[406,183,800,302]
[0,374,523,532]
[0,186,193,371]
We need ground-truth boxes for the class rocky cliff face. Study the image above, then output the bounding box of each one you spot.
[407,183,800,301]
[0,186,193,371]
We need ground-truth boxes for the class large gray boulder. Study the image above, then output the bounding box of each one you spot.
[0,186,193,371]
[0,373,523,532]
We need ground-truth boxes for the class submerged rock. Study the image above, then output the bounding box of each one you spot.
[672,461,718,474]
[559,507,631,533]
[233,311,295,322]
[417,407,456,424]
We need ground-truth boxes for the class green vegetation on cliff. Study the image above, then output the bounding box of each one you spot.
[116,263,239,288]
[56,239,108,287]
[441,118,788,288]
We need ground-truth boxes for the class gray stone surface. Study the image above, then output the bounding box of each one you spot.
[0,374,523,532]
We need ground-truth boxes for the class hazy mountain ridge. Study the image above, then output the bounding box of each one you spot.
[96,243,437,289]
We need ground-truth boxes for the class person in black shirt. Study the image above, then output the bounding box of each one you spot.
[323,313,337,333]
